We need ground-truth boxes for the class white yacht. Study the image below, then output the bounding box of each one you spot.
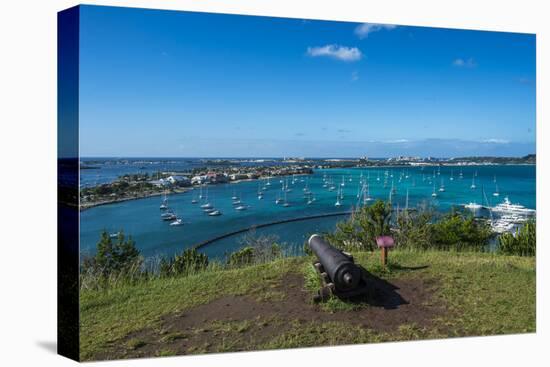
[464,202,482,210]
[169,218,183,226]
[492,197,535,215]
[208,210,222,216]
[161,212,177,221]
[200,202,213,209]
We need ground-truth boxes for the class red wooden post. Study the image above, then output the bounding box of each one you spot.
[381,247,388,265]
[376,236,395,266]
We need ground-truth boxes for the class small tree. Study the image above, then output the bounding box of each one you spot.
[394,209,434,250]
[83,230,142,278]
[327,200,393,251]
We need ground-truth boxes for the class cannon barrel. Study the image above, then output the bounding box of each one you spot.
[308,234,361,291]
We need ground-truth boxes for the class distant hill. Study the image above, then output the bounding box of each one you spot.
[449,154,535,164]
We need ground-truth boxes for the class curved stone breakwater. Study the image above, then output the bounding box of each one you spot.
[193,211,353,250]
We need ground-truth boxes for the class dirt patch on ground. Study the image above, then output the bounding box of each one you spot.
[97,272,446,360]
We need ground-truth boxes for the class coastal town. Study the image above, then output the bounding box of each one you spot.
[79,164,314,209]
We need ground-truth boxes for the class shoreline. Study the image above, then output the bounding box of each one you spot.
[80,187,192,211]
[80,172,313,211]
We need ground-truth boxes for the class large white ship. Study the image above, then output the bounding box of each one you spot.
[491,196,536,215]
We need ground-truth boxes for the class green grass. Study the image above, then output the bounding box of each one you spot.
[79,257,301,360]
[80,250,535,360]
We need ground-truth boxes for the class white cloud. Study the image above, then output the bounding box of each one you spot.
[385,139,409,143]
[452,58,477,68]
[482,138,510,144]
[307,44,362,62]
[351,71,359,82]
[354,23,396,39]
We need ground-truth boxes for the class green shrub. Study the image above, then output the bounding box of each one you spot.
[159,248,209,277]
[228,247,255,267]
[226,232,283,267]
[326,203,492,252]
[497,220,536,256]
[430,212,492,251]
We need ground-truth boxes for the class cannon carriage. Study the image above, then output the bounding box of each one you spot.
[308,234,370,302]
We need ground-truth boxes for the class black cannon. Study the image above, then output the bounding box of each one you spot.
[308,234,369,301]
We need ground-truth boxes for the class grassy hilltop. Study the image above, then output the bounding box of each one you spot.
[80,250,535,361]
[79,202,536,361]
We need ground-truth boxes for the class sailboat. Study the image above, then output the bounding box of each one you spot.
[363,183,373,203]
[235,203,248,211]
[303,178,310,194]
[465,187,483,210]
[169,211,183,226]
[284,178,292,192]
[335,187,342,207]
[439,178,445,192]
[200,188,213,209]
[161,210,177,221]
[493,183,500,197]
[257,182,263,200]
[340,176,345,187]
[470,174,476,189]
[275,190,282,204]
[450,170,454,181]
[198,185,203,200]
[231,188,238,201]
[306,192,314,205]
[431,183,437,197]
[282,190,290,207]
[159,190,169,210]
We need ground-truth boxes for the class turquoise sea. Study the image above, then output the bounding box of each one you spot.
[80,165,535,261]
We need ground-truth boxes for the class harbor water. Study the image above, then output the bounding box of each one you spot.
[80,165,535,261]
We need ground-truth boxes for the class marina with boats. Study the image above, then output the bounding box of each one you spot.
[80,162,536,260]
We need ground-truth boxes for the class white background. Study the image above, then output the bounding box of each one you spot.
[0,0,547,365]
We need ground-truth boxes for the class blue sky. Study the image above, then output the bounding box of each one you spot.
[78,5,536,158]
